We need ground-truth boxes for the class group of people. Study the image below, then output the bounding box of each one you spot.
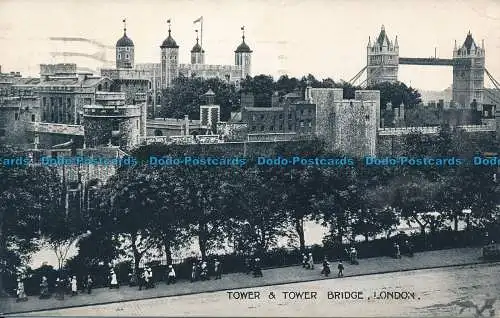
[393,240,413,259]
[302,253,345,278]
[244,257,263,277]
[190,259,223,282]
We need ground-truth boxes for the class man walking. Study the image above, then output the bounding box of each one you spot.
[337,260,344,278]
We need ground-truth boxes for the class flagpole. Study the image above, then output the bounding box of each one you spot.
[200,18,203,52]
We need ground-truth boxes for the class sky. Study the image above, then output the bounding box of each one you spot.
[1,0,500,91]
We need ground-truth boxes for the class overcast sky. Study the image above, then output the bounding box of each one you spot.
[1,0,499,91]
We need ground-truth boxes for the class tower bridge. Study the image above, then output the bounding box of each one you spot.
[349,25,500,110]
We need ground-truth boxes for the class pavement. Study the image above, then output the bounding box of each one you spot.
[0,247,493,315]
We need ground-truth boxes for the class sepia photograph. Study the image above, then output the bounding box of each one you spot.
[0,0,499,316]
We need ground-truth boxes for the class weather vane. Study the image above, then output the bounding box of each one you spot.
[167,19,171,31]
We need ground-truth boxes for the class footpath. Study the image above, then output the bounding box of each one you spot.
[1,246,497,315]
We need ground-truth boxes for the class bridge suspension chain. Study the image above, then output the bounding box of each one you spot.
[485,69,500,90]
[348,66,366,85]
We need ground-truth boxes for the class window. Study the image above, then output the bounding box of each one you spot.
[125,54,129,59]
[112,121,119,131]
[279,114,283,119]
[308,121,312,127]
[260,114,265,120]
[270,126,275,131]
[288,113,292,119]
[260,125,264,131]
[31,114,35,122]
[42,97,47,107]
[288,124,293,130]
[15,113,19,120]
[67,98,71,106]
[279,124,283,130]
[252,115,257,121]
[118,53,122,59]
[137,120,139,129]
[251,126,256,131]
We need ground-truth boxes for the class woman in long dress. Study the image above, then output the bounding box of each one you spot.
[110,270,119,289]
[71,276,77,296]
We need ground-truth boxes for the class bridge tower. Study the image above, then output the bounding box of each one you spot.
[366,25,399,86]
[452,31,485,109]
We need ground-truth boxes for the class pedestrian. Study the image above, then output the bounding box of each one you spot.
[253,257,263,277]
[39,276,50,299]
[16,278,28,302]
[214,259,222,279]
[350,247,358,265]
[70,276,77,296]
[138,268,146,291]
[337,260,344,278]
[147,267,155,288]
[244,257,252,275]
[308,253,314,270]
[302,253,308,268]
[86,274,93,294]
[55,278,64,300]
[394,243,401,259]
[110,269,119,289]
[190,262,197,282]
[167,265,176,285]
[321,258,331,277]
[200,261,209,281]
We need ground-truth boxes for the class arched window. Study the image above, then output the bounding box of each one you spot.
[154,129,163,136]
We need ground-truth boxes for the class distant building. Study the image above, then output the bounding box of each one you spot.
[452,32,485,109]
[366,25,399,86]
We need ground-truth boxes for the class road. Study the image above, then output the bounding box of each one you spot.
[9,263,499,317]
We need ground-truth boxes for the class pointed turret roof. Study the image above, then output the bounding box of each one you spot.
[376,25,390,47]
[191,37,204,53]
[161,27,179,49]
[116,19,134,47]
[235,27,252,53]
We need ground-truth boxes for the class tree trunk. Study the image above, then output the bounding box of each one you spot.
[0,209,9,297]
[131,233,141,277]
[364,233,369,242]
[294,217,305,253]
[337,212,345,246]
[163,237,172,265]
[453,214,458,232]
[198,222,208,260]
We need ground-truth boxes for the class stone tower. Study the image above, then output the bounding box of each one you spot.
[452,31,485,110]
[116,19,135,69]
[235,26,252,79]
[191,30,205,64]
[366,25,399,86]
[160,21,179,89]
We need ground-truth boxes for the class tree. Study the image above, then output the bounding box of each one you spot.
[0,158,64,296]
[98,167,159,276]
[240,75,274,107]
[149,168,191,265]
[367,81,422,110]
[181,167,237,259]
[231,168,291,255]
[159,75,239,121]
[390,172,442,235]
[311,167,359,246]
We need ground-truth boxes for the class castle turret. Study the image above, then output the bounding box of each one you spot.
[366,25,399,86]
[235,26,252,79]
[452,31,485,110]
[160,20,179,89]
[116,19,135,69]
[191,30,205,64]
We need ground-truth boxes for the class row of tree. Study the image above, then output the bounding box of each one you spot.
[1,127,498,295]
[158,74,422,121]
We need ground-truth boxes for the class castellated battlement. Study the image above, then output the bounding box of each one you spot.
[310,88,379,157]
[83,92,146,149]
